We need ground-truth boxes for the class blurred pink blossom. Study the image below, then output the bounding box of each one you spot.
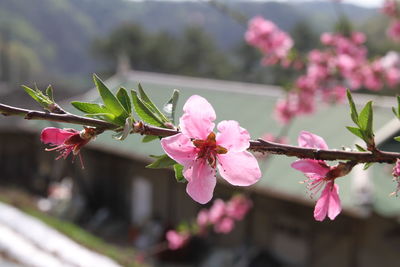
[245,16,293,67]
[214,217,235,234]
[166,230,189,250]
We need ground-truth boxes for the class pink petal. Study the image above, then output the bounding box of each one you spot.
[160,133,197,166]
[298,131,328,150]
[40,127,77,145]
[327,183,341,220]
[313,183,330,221]
[217,151,261,186]
[291,159,330,177]
[179,95,216,140]
[314,182,341,221]
[184,160,216,204]
[216,120,250,152]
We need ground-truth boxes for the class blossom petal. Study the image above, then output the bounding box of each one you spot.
[216,120,250,152]
[314,182,341,221]
[184,160,216,204]
[41,127,77,145]
[217,151,261,186]
[313,183,330,221]
[327,183,341,220]
[179,95,216,140]
[291,159,330,177]
[161,133,197,166]
[298,131,328,150]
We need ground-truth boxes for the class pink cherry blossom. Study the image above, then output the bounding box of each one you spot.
[161,95,261,204]
[391,159,400,196]
[245,16,293,67]
[388,20,400,42]
[166,230,189,250]
[208,199,226,224]
[196,209,209,227]
[41,127,96,167]
[382,0,398,17]
[214,217,235,234]
[291,131,342,221]
[225,194,253,220]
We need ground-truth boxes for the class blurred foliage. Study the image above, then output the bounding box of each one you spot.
[93,24,235,80]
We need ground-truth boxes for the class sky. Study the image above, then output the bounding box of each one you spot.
[128,0,384,8]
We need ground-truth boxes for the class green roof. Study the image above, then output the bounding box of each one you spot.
[38,71,400,217]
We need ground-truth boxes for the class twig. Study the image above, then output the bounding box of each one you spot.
[1,103,399,164]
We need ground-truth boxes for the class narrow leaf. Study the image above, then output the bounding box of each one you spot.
[93,74,128,119]
[138,84,169,123]
[346,89,359,126]
[164,89,179,123]
[346,126,364,140]
[394,136,400,142]
[71,101,109,114]
[116,87,132,114]
[22,86,47,105]
[358,101,373,137]
[393,107,398,118]
[173,164,185,183]
[142,135,159,143]
[146,154,176,169]
[46,85,54,100]
[131,90,164,126]
[85,113,116,123]
[355,144,366,152]
[363,162,373,170]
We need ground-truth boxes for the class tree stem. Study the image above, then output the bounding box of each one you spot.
[1,103,399,164]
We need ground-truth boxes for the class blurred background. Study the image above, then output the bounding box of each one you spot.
[1,0,400,267]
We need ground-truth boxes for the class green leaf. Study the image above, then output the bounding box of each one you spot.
[163,89,179,124]
[116,87,132,114]
[346,126,364,140]
[346,89,359,126]
[393,107,398,118]
[113,117,133,141]
[138,84,169,123]
[45,85,54,101]
[363,162,373,170]
[131,90,164,126]
[22,85,52,108]
[173,164,185,183]
[394,136,400,142]
[355,144,366,152]
[394,96,400,119]
[85,113,116,123]
[358,101,373,137]
[146,154,176,169]
[93,74,128,121]
[398,95,400,116]
[71,102,109,114]
[142,135,159,143]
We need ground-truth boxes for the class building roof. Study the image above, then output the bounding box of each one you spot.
[37,70,399,218]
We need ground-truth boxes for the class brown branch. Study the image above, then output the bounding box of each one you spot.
[1,103,399,164]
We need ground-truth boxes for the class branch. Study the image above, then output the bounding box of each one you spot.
[1,103,399,164]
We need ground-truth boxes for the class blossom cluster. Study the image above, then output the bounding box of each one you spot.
[166,195,252,250]
[275,31,400,124]
[245,16,294,67]
[383,0,400,41]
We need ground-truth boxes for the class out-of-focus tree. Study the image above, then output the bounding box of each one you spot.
[93,24,234,79]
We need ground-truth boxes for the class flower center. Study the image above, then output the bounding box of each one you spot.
[193,132,228,168]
